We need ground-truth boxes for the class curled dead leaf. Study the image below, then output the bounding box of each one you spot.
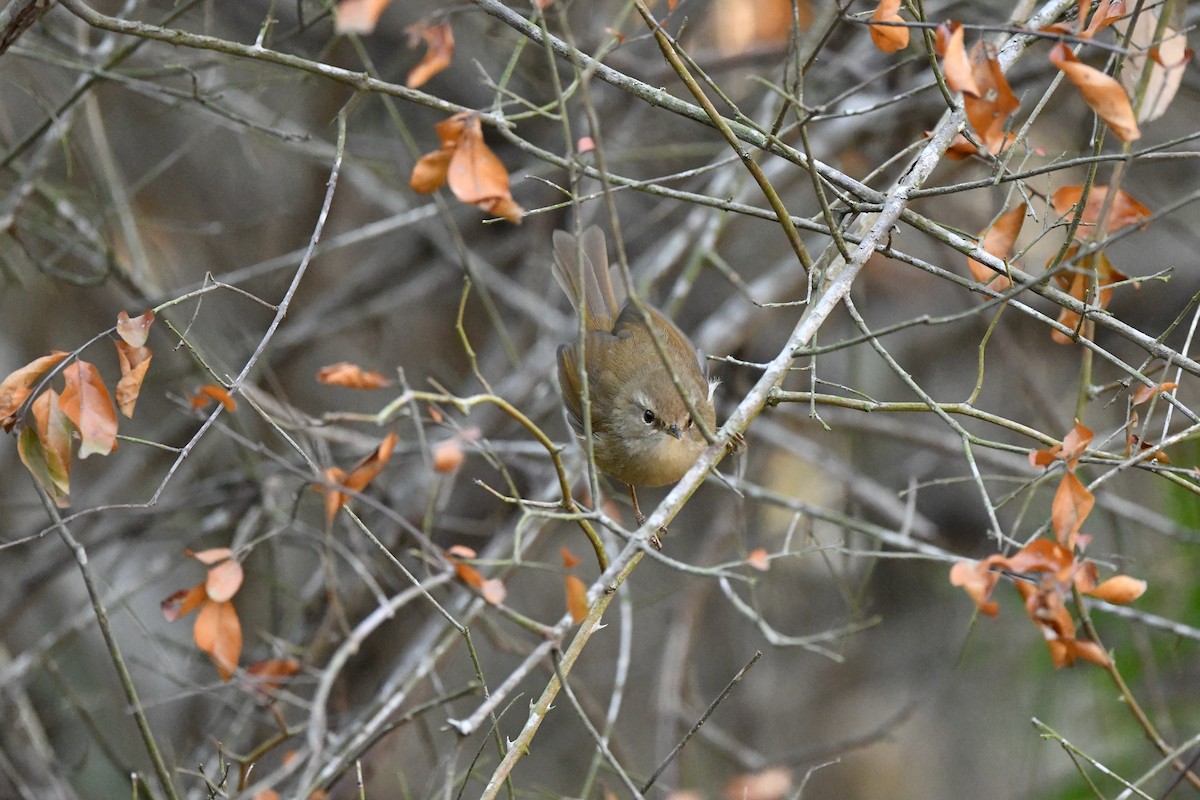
[194,599,242,681]
[1085,574,1147,604]
[59,360,118,459]
[316,362,392,389]
[0,351,71,431]
[1050,43,1141,142]
[432,439,465,473]
[116,309,155,348]
[161,584,208,622]
[868,0,909,54]
[746,547,770,572]
[334,0,391,35]
[968,202,1026,289]
[405,21,455,89]
[949,560,1000,617]
[565,574,588,623]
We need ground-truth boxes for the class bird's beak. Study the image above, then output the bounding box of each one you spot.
[667,423,682,440]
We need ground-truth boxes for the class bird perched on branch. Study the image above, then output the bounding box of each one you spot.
[553,226,717,544]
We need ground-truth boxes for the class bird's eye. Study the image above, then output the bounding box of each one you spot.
[642,409,656,425]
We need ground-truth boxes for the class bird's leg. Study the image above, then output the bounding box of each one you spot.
[628,484,665,550]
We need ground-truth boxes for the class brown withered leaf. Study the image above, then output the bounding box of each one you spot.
[1085,574,1147,604]
[191,384,237,412]
[480,578,507,606]
[0,350,70,431]
[1029,444,1063,468]
[316,362,392,389]
[59,360,118,459]
[116,309,155,348]
[1050,43,1141,142]
[962,41,1019,153]
[406,21,454,89]
[746,547,771,571]
[161,584,207,622]
[565,574,588,623]
[941,131,981,160]
[344,431,398,493]
[410,149,453,193]
[205,558,244,604]
[1132,381,1178,406]
[1052,471,1093,548]
[115,341,152,418]
[19,390,72,507]
[334,0,391,35]
[949,560,1001,617]
[320,466,348,526]
[1050,185,1151,232]
[868,0,908,54]
[194,599,242,681]
[1060,420,1093,466]
[968,202,1026,289]
[1080,0,1126,39]
[432,439,464,473]
[410,113,523,223]
[940,23,979,96]
[445,115,522,223]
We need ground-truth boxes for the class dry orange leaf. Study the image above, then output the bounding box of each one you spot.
[746,547,771,572]
[868,0,908,54]
[410,148,453,194]
[1060,420,1094,466]
[480,578,507,606]
[115,341,152,418]
[1052,471,1093,548]
[1050,43,1141,142]
[59,360,118,459]
[447,544,477,559]
[949,560,1001,616]
[194,599,242,681]
[344,431,398,493]
[565,574,589,623]
[190,547,231,565]
[432,439,465,473]
[405,21,454,89]
[315,362,391,389]
[320,466,348,526]
[1085,574,1147,604]
[962,41,1019,153]
[191,384,237,412]
[940,23,979,96]
[968,202,1026,289]
[1132,381,1177,405]
[561,547,582,569]
[19,390,73,507]
[1080,0,1125,39]
[161,583,208,622]
[334,0,391,35]
[116,309,155,348]
[1050,185,1151,232]
[0,350,70,431]
[205,558,244,604]
[410,113,523,224]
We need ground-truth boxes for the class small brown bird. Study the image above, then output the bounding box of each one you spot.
[553,226,717,531]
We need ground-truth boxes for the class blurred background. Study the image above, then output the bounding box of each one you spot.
[1,0,1199,798]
